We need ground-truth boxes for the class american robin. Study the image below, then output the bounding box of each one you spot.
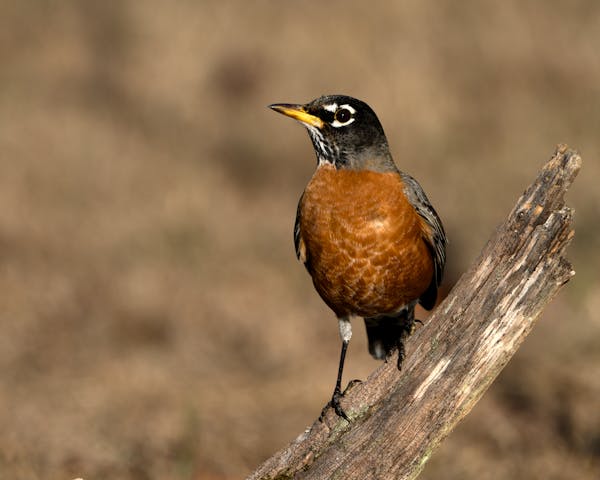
[269,95,447,420]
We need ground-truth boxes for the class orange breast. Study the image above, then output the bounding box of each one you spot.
[298,164,434,318]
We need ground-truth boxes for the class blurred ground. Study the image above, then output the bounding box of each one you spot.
[0,1,599,479]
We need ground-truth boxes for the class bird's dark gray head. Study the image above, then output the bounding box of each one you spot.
[269,95,397,172]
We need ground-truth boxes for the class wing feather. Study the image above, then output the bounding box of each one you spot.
[401,172,447,309]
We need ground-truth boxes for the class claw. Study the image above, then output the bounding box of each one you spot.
[344,379,362,394]
[319,398,350,422]
[331,387,350,421]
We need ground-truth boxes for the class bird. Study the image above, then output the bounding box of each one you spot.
[269,95,446,420]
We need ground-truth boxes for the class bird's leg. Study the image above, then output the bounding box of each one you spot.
[396,338,406,370]
[331,339,350,420]
[396,308,417,370]
[321,317,352,421]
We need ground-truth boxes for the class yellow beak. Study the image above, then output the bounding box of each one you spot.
[269,103,324,129]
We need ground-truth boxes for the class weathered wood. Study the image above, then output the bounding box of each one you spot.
[248,145,581,480]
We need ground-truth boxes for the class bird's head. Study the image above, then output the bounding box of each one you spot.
[269,95,397,172]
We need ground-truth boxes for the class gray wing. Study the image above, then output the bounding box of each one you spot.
[293,193,307,265]
[401,172,447,310]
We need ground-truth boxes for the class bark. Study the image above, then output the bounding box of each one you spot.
[247,145,581,480]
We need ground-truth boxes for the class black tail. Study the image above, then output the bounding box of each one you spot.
[364,305,416,368]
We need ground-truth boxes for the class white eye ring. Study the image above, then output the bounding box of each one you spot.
[331,104,356,128]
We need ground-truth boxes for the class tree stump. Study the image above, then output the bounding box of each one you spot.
[248,145,581,480]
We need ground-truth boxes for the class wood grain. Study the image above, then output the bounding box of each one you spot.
[247,145,581,480]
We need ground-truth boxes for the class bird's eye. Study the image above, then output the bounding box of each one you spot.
[329,104,356,128]
[335,108,352,123]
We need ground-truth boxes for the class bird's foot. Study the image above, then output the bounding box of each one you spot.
[406,317,422,335]
[396,340,406,370]
[319,387,350,422]
[394,317,423,369]
[332,387,350,421]
[385,339,406,370]
[344,378,362,394]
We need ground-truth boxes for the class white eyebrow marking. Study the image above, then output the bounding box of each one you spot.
[323,103,338,112]
[339,104,356,114]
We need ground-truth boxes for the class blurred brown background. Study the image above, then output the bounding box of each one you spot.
[1,1,599,479]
